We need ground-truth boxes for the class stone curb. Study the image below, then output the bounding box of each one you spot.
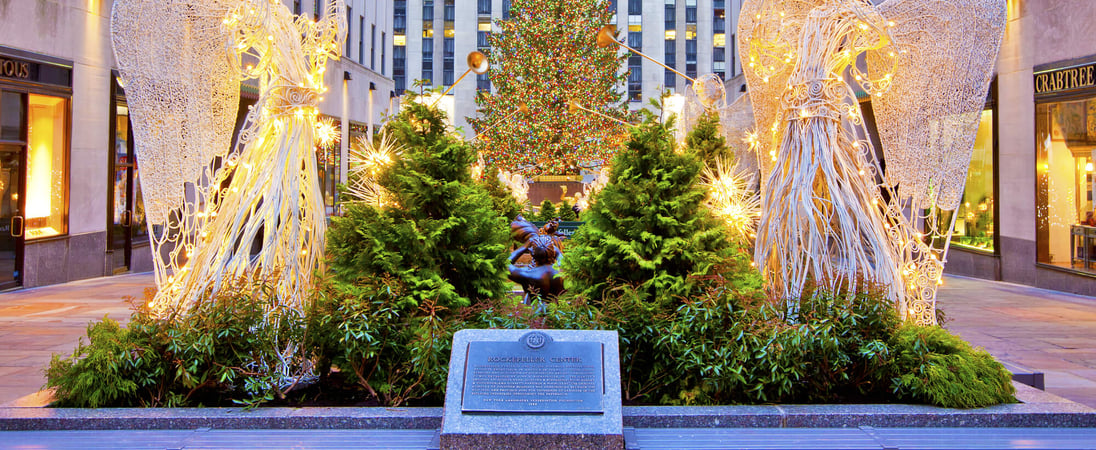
[2,383,1093,431]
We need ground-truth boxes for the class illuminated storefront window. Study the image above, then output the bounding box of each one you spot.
[25,93,66,239]
[942,109,995,251]
[1036,96,1096,271]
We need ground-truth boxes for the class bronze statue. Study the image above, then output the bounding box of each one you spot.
[508,215,565,304]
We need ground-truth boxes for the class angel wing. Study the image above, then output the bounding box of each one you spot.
[867,0,1006,211]
[737,0,827,189]
[111,0,240,225]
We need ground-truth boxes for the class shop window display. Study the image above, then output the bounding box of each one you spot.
[25,94,67,239]
[938,110,995,252]
[1036,97,1096,271]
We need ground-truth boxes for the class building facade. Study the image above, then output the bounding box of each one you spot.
[0,0,393,290]
[392,0,745,137]
[925,0,1096,296]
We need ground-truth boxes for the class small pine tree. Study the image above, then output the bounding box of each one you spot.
[685,112,730,168]
[561,119,733,305]
[481,166,524,220]
[327,101,510,309]
[537,199,558,222]
[558,200,577,221]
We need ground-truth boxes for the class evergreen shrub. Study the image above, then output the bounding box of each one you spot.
[558,199,577,221]
[306,275,532,407]
[327,102,510,310]
[888,323,1016,408]
[537,199,557,221]
[685,112,730,167]
[561,119,733,306]
[46,279,308,407]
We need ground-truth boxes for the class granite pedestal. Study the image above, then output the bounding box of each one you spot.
[439,329,622,450]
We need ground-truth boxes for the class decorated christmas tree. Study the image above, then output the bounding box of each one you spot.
[472,0,629,176]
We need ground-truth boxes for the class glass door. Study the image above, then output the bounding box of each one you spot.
[0,144,24,289]
[109,102,146,273]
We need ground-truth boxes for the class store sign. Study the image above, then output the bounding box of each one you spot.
[1035,63,1096,96]
[0,57,30,80]
[0,52,72,88]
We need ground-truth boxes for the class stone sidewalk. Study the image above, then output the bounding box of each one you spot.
[0,274,147,406]
[1,273,1095,408]
[937,275,1096,408]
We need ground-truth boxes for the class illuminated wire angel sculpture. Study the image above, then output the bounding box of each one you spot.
[111,0,346,320]
[737,0,1005,325]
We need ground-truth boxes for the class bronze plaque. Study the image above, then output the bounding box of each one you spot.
[460,331,604,413]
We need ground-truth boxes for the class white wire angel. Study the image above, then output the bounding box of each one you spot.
[737,0,1005,324]
[111,0,347,318]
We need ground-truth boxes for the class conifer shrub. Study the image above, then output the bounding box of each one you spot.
[327,102,510,309]
[888,323,1016,408]
[558,199,577,221]
[305,275,526,407]
[46,279,308,407]
[561,119,733,306]
[537,199,558,222]
[481,166,524,221]
[684,112,730,167]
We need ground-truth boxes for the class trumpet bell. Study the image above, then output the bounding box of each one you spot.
[596,25,618,48]
[467,51,489,74]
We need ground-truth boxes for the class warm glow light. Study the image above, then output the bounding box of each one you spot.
[25,95,65,240]
[1086,162,1093,172]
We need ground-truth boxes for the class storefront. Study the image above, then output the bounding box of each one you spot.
[1034,60,1096,275]
[0,47,71,290]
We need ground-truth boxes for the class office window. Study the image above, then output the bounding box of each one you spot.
[346,7,353,57]
[628,31,642,50]
[478,30,490,47]
[686,5,697,23]
[477,73,491,92]
[628,0,641,15]
[424,0,434,20]
[665,3,676,29]
[665,40,676,64]
[423,20,433,38]
[381,33,386,75]
[714,13,726,33]
[503,0,511,19]
[422,43,434,86]
[628,56,642,102]
[293,0,301,15]
[714,33,725,48]
[371,25,377,70]
[359,17,365,64]
[395,1,406,32]
[685,39,697,63]
[314,0,322,20]
[444,0,455,21]
[443,38,455,85]
[394,45,406,94]
[713,47,725,62]
[478,0,491,15]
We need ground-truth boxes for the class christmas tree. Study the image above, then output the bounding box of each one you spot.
[561,119,737,305]
[472,0,629,176]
